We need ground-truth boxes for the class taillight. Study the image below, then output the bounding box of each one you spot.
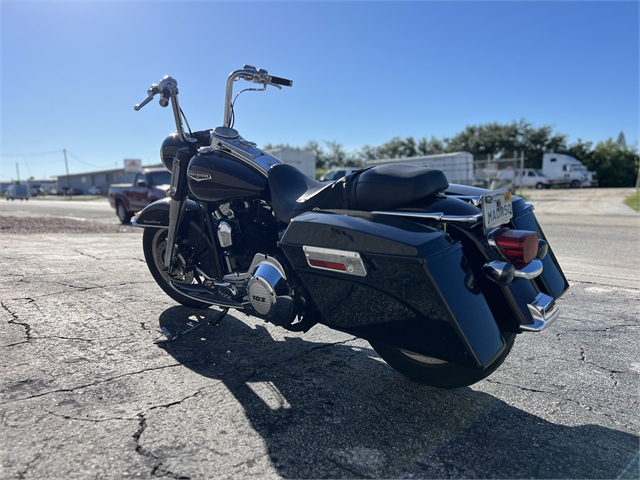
[493,229,539,265]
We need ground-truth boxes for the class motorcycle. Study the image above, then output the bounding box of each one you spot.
[132,65,568,388]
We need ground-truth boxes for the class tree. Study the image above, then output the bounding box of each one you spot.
[303,140,327,170]
[586,134,638,187]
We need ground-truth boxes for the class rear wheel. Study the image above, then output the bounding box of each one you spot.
[369,333,515,389]
[535,182,544,189]
[142,228,209,309]
[116,201,133,224]
[570,180,581,188]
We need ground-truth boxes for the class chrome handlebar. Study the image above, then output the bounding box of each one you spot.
[134,66,293,138]
[134,76,195,143]
[223,65,292,127]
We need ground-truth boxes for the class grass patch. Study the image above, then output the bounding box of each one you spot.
[623,191,640,211]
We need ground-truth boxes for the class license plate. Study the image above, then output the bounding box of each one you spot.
[482,189,513,229]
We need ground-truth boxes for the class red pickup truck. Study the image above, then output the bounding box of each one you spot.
[108,168,171,223]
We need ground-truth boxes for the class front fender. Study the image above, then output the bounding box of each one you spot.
[132,197,200,228]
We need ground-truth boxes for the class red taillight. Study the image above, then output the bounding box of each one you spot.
[308,259,347,271]
[493,229,539,265]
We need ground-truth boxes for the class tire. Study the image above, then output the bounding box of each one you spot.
[116,200,133,224]
[369,333,516,389]
[570,180,581,188]
[142,228,209,309]
[535,182,544,189]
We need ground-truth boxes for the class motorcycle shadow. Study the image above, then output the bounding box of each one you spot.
[157,306,638,479]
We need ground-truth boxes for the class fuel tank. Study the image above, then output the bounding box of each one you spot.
[187,150,269,203]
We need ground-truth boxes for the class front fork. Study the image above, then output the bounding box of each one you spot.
[164,148,192,272]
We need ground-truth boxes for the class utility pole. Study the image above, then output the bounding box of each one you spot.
[15,163,20,183]
[63,149,70,196]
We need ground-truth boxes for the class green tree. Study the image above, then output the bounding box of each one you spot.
[583,134,638,187]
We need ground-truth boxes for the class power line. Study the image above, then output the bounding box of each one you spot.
[0,150,63,157]
[66,151,106,169]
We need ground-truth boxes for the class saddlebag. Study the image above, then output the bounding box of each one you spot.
[279,211,507,369]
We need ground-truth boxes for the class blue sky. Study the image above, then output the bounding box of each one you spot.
[1,1,638,181]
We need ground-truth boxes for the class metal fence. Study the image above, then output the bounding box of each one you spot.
[472,152,525,193]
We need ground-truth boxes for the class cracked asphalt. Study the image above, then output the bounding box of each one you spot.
[1,204,639,479]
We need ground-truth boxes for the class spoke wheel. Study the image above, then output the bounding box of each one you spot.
[142,228,208,309]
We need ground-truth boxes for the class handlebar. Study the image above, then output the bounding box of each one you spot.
[134,77,177,111]
[135,66,293,134]
[223,65,293,127]
[269,75,293,87]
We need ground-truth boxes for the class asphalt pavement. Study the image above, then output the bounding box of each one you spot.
[1,189,638,479]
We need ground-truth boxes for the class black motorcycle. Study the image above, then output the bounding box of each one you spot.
[133,65,568,388]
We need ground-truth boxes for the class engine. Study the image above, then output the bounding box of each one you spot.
[247,257,294,325]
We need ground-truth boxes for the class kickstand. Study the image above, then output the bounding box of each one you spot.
[154,308,228,344]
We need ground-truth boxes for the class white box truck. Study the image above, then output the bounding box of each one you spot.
[542,153,598,188]
[365,152,474,185]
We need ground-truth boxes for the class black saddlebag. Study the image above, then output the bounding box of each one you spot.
[279,211,507,369]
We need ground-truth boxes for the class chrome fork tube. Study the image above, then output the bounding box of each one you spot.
[164,197,186,271]
[164,157,186,271]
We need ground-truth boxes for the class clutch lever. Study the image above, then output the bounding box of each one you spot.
[134,84,159,111]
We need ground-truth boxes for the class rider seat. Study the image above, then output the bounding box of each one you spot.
[268,163,449,223]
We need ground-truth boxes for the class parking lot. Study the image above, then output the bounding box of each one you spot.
[1,188,638,479]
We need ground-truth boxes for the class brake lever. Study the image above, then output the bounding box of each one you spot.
[134,85,159,111]
[268,83,283,90]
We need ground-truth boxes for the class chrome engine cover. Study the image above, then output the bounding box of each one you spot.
[247,257,291,318]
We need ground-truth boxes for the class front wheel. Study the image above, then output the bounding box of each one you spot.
[369,333,515,389]
[116,200,133,224]
[142,228,209,309]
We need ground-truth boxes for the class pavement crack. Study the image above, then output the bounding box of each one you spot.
[1,363,191,405]
[485,379,556,395]
[72,249,102,260]
[52,280,152,292]
[233,338,358,390]
[42,408,136,423]
[484,379,635,431]
[555,324,639,337]
[2,300,33,342]
[15,453,42,480]
[134,411,192,479]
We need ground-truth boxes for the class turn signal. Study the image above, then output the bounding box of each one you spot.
[493,229,539,265]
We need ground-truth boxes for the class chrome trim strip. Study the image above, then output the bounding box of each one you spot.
[513,259,543,279]
[303,246,367,277]
[208,133,282,178]
[371,210,482,224]
[521,293,560,332]
[131,220,168,229]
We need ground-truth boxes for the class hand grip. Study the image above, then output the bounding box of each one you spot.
[159,85,172,107]
[270,76,293,87]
